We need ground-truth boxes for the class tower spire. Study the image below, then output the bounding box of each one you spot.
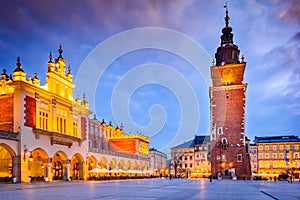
[224,3,230,27]
[215,4,240,66]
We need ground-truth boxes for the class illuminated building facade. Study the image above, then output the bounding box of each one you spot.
[149,148,168,177]
[0,46,150,183]
[209,7,251,179]
[249,144,258,174]
[252,135,300,179]
[170,135,210,178]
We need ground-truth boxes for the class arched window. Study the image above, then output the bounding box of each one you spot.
[218,127,223,135]
[222,138,227,145]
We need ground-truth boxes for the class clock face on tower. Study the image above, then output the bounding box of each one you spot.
[222,68,233,79]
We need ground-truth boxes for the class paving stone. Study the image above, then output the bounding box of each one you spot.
[0,179,299,200]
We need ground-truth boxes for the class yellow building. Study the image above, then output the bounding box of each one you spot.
[0,45,150,183]
[251,136,300,180]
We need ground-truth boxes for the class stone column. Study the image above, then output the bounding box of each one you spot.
[46,163,52,182]
[20,155,30,183]
[79,161,85,180]
[63,161,70,181]
[13,155,21,183]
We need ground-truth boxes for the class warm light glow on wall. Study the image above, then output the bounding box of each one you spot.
[221,162,225,168]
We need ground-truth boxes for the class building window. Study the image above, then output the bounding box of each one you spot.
[222,138,227,145]
[265,153,269,159]
[190,163,193,168]
[272,153,277,159]
[279,161,285,168]
[279,153,284,159]
[265,161,270,168]
[295,153,299,159]
[190,156,193,160]
[212,122,216,128]
[212,133,215,140]
[273,145,277,151]
[185,164,187,168]
[265,146,269,151]
[218,127,223,135]
[286,145,290,150]
[221,154,226,161]
[295,145,299,150]
[273,161,277,168]
[259,154,263,159]
[73,122,79,137]
[259,161,264,168]
[57,117,67,133]
[259,146,263,151]
[237,154,242,162]
[280,145,283,150]
[39,111,48,130]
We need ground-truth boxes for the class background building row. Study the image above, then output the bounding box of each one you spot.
[250,135,300,180]
[170,135,300,180]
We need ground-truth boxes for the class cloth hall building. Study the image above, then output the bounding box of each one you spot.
[0,46,152,183]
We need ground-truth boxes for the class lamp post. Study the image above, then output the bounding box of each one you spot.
[23,145,33,162]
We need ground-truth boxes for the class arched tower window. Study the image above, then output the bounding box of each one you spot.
[222,138,227,145]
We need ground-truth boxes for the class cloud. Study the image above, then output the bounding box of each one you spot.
[290,32,300,41]
[275,0,300,25]
[254,32,300,116]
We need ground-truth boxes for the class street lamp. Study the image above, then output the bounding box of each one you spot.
[29,153,33,162]
[23,145,33,161]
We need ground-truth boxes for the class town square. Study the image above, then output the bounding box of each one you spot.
[0,0,299,199]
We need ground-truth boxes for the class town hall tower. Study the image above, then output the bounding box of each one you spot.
[209,6,251,179]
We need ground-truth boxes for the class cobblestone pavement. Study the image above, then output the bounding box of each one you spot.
[0,178,299,200]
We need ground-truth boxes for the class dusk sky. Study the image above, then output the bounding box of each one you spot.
[0,0,299,155]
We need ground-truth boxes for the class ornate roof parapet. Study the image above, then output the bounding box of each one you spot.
[46,45,75,100]
[123,132,150,143]
[0,69,14,94]
[75,95,81,104]
[47,52,55,72]
[13,57,26,81]
[66,65,73,82]
[31,73,40,86]
[81,93,89,108]
[55,45,67,77]
[1,69,9,81]
[101,119,106,126]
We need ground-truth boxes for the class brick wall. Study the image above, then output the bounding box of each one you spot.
[0,96,14,132]
[24,96,36,128]
[110,139,137,155]
[210,63,251,178]
[81,117,87,140]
